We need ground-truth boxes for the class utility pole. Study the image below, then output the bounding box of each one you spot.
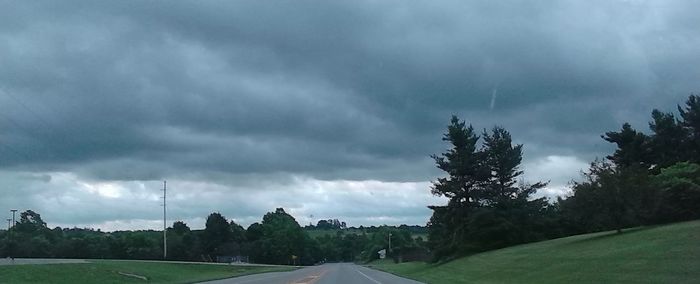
[9,210,17,260]
[10,209,17,228]
[388,232,392,254]
[6,218,10,230]
[162,180,167,260]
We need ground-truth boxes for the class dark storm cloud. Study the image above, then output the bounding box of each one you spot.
[1,0,700,183]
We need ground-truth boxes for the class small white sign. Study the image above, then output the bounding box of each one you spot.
[378,249,386,259]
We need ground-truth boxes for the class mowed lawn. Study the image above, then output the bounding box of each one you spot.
[0,260,294,284]
[369,220,700,284]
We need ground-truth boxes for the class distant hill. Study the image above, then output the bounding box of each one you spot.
[369,220,700,283]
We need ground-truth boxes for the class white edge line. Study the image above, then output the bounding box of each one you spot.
[356,269,382,284]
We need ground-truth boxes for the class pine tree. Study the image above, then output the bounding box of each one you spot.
[427,115,487,257]
[602,123,651,169]
[678,94,700,162]
[430,115,486,206]
[480,126,525,206]
[648,110,688,168]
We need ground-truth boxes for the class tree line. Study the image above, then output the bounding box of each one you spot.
[427,94,700,260]
[1,208,426,264]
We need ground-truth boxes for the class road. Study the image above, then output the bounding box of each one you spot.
[201,263,424,284]
[0,258,88,266]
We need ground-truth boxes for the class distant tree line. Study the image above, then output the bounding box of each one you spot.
[305,219,347,230]
[0,208,426,264]
[428,94,700,261]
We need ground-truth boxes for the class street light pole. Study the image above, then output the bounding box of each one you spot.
[5,218,10,230]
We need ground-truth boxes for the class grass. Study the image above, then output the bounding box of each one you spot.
[0,260,294,284]
[368,220,700,284]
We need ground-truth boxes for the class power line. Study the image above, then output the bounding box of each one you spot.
[0,89,65,161]
[0,143,32,162]
[0,89,57,131]
[0,112,49,161]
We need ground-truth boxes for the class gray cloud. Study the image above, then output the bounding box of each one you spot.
[1,1,699,228]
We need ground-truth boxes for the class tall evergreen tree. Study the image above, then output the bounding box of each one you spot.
[480,127,527,206]
[469,127,549,248]
[602,123,651,169]
[678,94,700,162]
[428,118,550,258]
[648,110,688,168]
[428,115,487,257]
[430,115,486,206]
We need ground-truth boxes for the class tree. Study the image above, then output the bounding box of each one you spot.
[172,221,190,235]
[430,116,486,206]
[469,127,549,249]
[230,221,246,244]
[14,210,48,234]
[479,126,546,207]
[202,212,231,255]
[563,160,653,233]
[602,123,651,169]
[428,117,550,259]
[168,221,192,260]
[428,116,487,256]
[648,110,688,168]
[678,94,700,162]
[249,208,310,265]
[653,162,700,222]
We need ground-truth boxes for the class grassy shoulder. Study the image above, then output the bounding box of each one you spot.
[0,260,295,284]
[368,220,700,284]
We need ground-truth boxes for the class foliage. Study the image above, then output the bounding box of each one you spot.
[653,162,700,222]
[427,116,552,260]
[560,94,700,235]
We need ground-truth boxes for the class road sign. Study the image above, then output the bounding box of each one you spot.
[378,249,386,259]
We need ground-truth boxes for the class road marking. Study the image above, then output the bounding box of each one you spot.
[356,269,382,284]
[289,269,326,284]
[231,273,284,284]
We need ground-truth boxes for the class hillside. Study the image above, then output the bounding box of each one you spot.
[369,220,700,283]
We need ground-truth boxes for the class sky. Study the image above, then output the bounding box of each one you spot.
[1,1,699,231]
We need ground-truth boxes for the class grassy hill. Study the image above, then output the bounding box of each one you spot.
[369,220,700,283]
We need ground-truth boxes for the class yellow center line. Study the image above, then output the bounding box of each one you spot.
[288,268,328,284]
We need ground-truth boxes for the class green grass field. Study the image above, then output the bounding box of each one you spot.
[0,260,293,284]
[369,220,700,283]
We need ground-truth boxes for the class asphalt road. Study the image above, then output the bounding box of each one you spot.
[201,263,424,284]
[0,258,88,266]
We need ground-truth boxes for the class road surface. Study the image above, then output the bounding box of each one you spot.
[201,263,424,284]
[0,258,88,266]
